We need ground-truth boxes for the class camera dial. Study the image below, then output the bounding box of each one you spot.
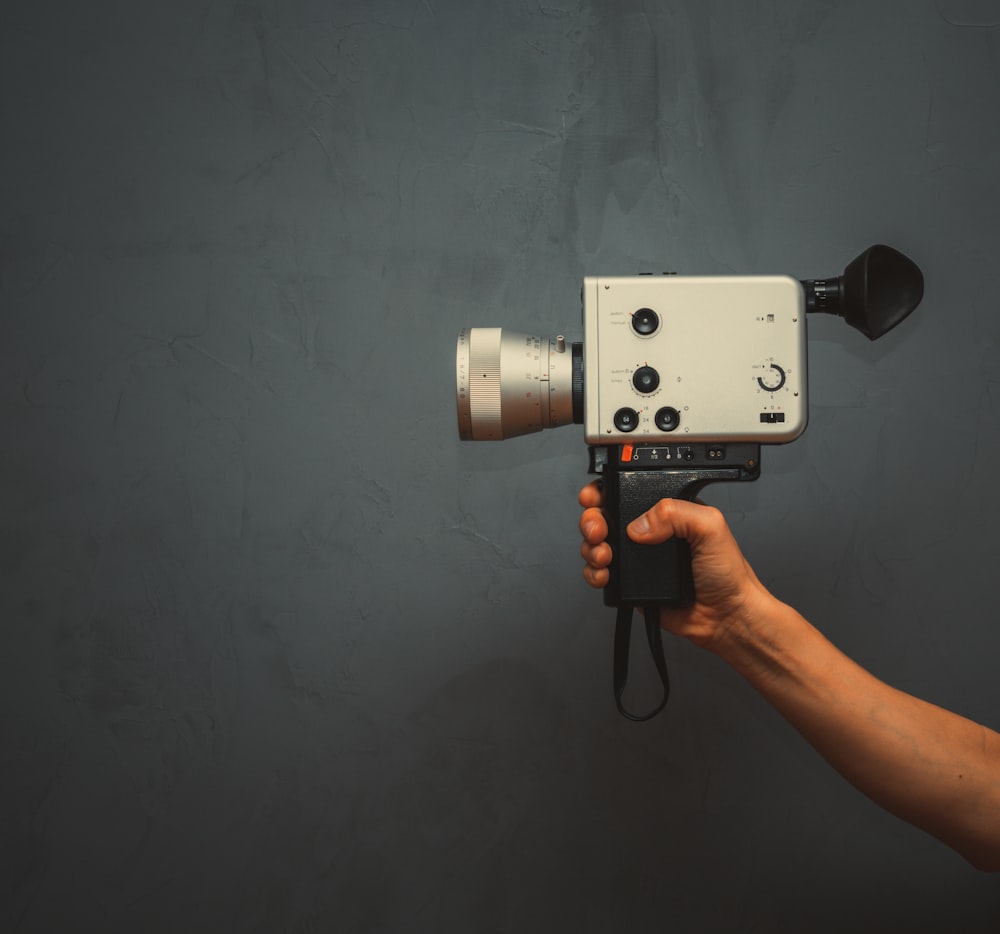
[757,363,786,391]
[631,308,660,336]
[613,407,640,432]
[632,366,660,393]
[654,407,681,432]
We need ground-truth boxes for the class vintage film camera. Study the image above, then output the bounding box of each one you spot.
[455,246,923,719]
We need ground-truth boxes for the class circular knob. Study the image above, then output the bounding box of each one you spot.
[654,407,680,432]
[757,364,786,392]
[631,308,659,336]
[632,366,660,394]
[613,407,640,432]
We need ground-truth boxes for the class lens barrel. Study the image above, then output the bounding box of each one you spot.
[456,328,583,440]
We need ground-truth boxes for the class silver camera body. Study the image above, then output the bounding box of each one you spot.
[582,274,807,445]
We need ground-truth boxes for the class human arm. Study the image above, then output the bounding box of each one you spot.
[579,482,1000,871]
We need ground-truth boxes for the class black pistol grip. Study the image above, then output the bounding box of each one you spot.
[597,445,760,609]
[603,469,697,608]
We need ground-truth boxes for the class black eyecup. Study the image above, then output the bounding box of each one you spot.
[802,244,924,341]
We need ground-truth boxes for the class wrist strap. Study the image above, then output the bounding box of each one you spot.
[613,605,671,721]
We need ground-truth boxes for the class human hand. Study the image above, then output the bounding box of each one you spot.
[578,481,772,651]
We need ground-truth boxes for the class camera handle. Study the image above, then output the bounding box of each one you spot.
[589,443,761,720]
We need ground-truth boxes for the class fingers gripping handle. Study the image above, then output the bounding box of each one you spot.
[600,452,760,608]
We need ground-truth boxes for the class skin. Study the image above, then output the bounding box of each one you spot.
[579,481,1000,871]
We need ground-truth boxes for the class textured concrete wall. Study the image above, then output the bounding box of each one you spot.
[3,1,1000,931]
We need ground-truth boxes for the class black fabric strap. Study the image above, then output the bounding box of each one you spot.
[613,605,671,721]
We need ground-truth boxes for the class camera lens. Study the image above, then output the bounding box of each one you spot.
[613,407,639,432]
[654,406,680,432]
[632,308,659,336]
[456,329,584,440]
[632,366,660,394]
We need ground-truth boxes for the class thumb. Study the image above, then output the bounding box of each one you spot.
[626,498,726,547]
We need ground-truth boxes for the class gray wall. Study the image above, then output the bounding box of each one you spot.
[3,1,1000,931]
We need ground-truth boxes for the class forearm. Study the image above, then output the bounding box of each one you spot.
[714,594,1000,871]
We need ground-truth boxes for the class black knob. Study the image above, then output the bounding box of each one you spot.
[632,366,660,394]
[613,407,639,432]
[631,308,659,336]
[654,407,680,432]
